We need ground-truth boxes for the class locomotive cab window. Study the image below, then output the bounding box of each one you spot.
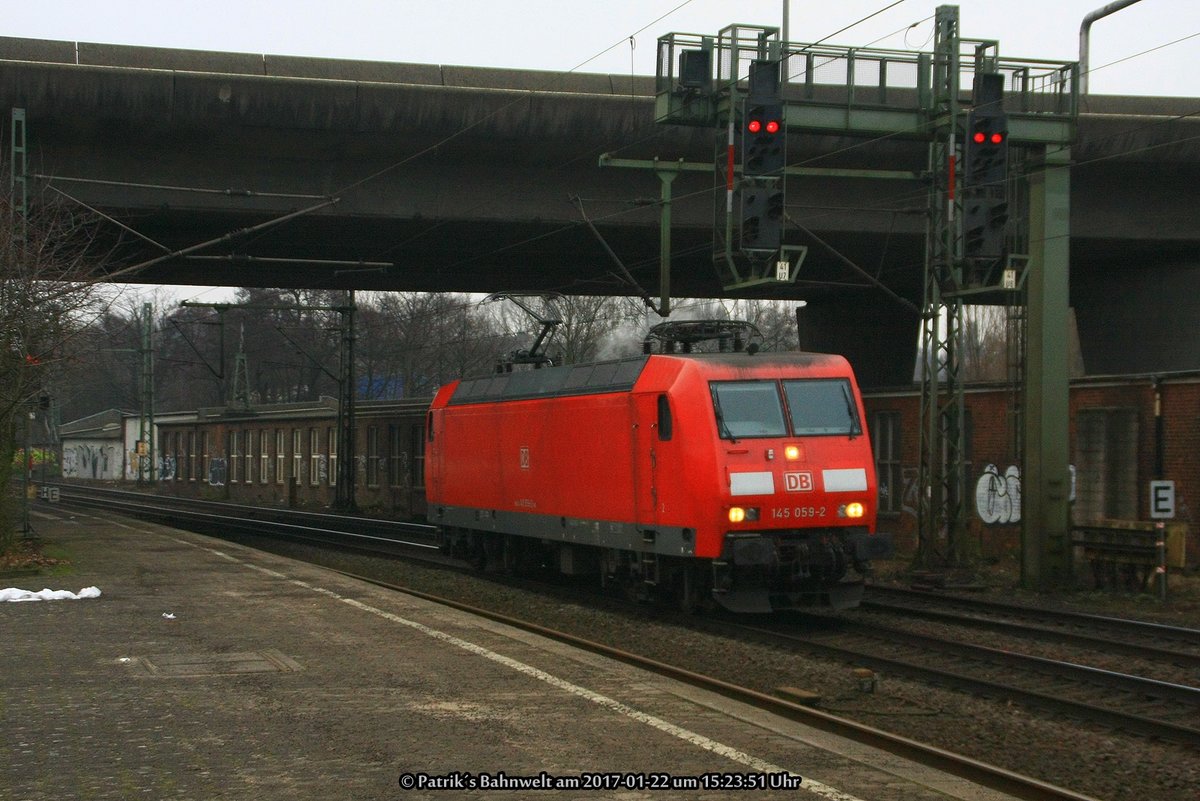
[710,381,787,438]
[782,379,862,436]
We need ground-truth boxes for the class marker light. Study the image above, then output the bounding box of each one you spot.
[728,507,760,523]
[784,445,801,461]
[839,502,865,519]
[747,119,762,134]
[765,120,780,134]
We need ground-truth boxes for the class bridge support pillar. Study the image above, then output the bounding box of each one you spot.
[1023,146,1072,589]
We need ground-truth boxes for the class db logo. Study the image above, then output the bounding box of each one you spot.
[784,471,814,492]
[519,446,531,469]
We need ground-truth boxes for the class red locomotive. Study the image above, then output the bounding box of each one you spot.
[426,320,891,612]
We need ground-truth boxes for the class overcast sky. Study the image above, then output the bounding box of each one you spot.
[6,0,1198,97]
[6,1,1196,305]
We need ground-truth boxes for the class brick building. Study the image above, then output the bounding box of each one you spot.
[863,373,1199,566]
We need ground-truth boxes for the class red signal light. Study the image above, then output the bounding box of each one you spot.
[990,132,1004,144]
[765,120,780,134]
[747,119,762,134]
[972,131,986,144]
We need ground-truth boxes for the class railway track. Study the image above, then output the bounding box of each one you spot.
[705,613,1200,748]
[864,584,1200,656]
[48,483,444,559]
[40,484,1194,795]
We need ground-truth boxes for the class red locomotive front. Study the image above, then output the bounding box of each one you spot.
[647,353,886,611]
[426,350,891,612]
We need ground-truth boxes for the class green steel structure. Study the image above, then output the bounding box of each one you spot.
[651,5,1078,587]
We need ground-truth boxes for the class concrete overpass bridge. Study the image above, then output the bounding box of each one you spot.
[2,35,1198,386]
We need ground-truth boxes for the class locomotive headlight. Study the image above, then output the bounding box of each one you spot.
[784,445,801,461]
[728,507,760,523]
[838,502,865,519]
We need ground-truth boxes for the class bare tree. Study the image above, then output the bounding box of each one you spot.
[370,292,505,395]
[1,181,116,547]
[961,305,1010,382]
[550,295,644,365]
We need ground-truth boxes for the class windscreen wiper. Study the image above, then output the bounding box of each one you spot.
[841,383,860,440]
[711,392,738,443]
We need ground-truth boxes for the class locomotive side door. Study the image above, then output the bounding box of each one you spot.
[631,392,660,529]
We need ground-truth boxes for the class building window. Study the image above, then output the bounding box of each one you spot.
[188,431,197,482]
[293,429,302,485]
[202,431,212,484]
[388,425,405,487]
[328,427,337,487]
[871,411,902,515]
[245,430,255,484]
[366,426,380,488]
[1075,408,1138,521]
[229,431,240,483]
[276,429,286,484]
[310,427,321,486]
[261,429,270,484]
[410,424,425,488]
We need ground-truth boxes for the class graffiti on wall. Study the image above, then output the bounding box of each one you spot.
[62,444,114,479]
[976,464,1022,525]
[208,457,227,487]
[899,467,921,520]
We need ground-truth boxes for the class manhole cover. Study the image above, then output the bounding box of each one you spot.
[135,649,302,676]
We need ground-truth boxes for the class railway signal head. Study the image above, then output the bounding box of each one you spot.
[743,102,785,177]
[965,112,1008,189]
[962,73,1009,264]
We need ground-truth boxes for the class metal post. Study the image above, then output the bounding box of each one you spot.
[147,305,156,483]
[656,164,680,317]
[21,410,35,539]
[335,290,358,512]
[139,302,155,484]
[1155,521,1167,602]
[1079,0,1144,94]
[1022,145,1072,589]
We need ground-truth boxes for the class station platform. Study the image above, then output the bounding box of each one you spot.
[4,507,1026,801]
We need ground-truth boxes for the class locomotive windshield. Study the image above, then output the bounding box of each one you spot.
[711,379,861,439]
[782,379,862,436]
[710,381,788,438]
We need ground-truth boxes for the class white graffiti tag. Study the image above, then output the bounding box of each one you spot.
[976,464,1022,525]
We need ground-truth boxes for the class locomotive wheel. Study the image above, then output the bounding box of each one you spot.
[676,563,714,614]
[467,533,488,571]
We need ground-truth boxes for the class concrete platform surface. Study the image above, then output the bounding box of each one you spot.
[3,507,1024,800]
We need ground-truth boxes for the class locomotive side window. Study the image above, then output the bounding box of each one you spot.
[782,379,862,436]
[710,381,788,438]
[657,394,673,441]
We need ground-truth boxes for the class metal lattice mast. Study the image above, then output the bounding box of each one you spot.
[139,302,156,484]
[231,323,251,410]
[917,6,969,567]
